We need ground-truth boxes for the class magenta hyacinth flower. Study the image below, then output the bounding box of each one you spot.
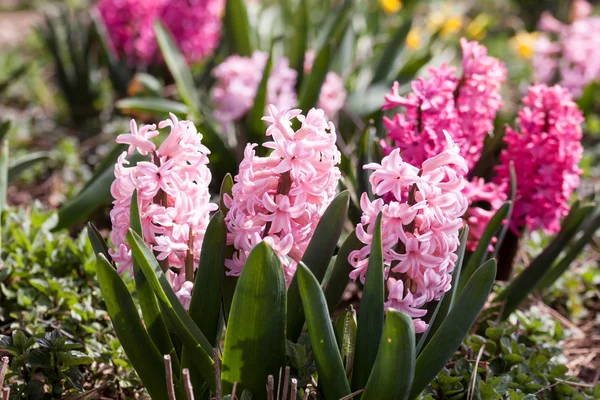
[494,84,583,233]
[224,105,341,282]
[110,114,217,307]
[97,0,224,66]
[349,133,468,333]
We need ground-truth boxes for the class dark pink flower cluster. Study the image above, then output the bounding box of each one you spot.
[383,38,506,170]
[494,84,583,233]
[224,106,341,282]
[110,114,217,308]
[350,133,468,333]
[97,0,224,66]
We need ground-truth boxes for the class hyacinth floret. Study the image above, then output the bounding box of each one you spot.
[349,132,468,333]
[110,114,217,308]
[224,105,341,282]
[494,84,583,233]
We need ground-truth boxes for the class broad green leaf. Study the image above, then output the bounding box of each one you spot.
[334,305,357,375]
[416,226,469,354]
[297,41,333,113]
[129,192,179,374]
[324,230,363,312]
[409,259,497,399]
[219,173,234,215]
[55,152,144,230]
[357,125,374,200]
[82,144,127,192]
[95,254,169,400]
[352,213,384,392]
[287,191,350,341]
[457,201,511,295]
[245,44,274,144]
[8,152,50,183]
[86,222,112,264]
[154,21,201,116]
[223,0,253,56]
[538,209,600,291]
[289,0,308,90]
[361,311,415,400]
[0,120,11,142]
[0,133,8,217]
[221,242,286,399]
[188,211,227,346]
[296,262,351,399]
[345,83,397,117]
[371,12,414,84]
[126,229,215,391]
[492,163,516,260]
[497,203,597,319]
[116,97,189,118]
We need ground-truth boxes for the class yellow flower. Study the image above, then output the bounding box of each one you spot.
[510,31,540,59]
[406,27,422,50]
[440,16,463,38]
[466,14,490,41]
[380,0,402,14]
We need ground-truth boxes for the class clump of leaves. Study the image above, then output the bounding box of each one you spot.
[420,310,600,399]
[0,205,141,397]
[0,330,92,398]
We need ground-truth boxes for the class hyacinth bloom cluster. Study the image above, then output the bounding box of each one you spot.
[383,38,506,170]
[211,51,347,124]
[224,105,341,282]
[110,114,217,308]
[462,179,507,251]
[97,0,224,66]
[494,84,583,233]
[349,133,468,333]
[533,0,600,98]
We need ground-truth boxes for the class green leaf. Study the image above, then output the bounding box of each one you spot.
[457,201,511,295]
[116,97,189,118]
[297,41,333,113]
[289,0,308,90]
[0,120,11,142]
[497,203,597,319]
[0,132,8,217]
[223,0,254,56]
[538,209,600,290]
[334,306,357,375]
[86,222,112,264]
[324,229,362,313]
[371,13,414,84]
[8,152,50,183]
[296,262,351,399]
[352,213,384,392]
[154,21,201,116]
[129,192,179,374]
[188,211,227,347]
[126,229,215,391]
[416,226,469,354]
[221,242,286,399]
[55,152,144,230]
[219,173,234,215]
[345,83,396,117]
[287,191,350,341]
[409,259,497,399]
[361,311,415,400]
[245,43,274,144]
[95,254,169,400]
[492,162,516,260]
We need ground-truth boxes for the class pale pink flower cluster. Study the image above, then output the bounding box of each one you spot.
[211,51,346,124]
[97,0,224,66]
[534,0,600,98]
[224,106,341,282]
[383,38,506,170]
[494,84,583,233]
[110,114,217,308]
[349,133,468,333]
[462,179,507,251]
